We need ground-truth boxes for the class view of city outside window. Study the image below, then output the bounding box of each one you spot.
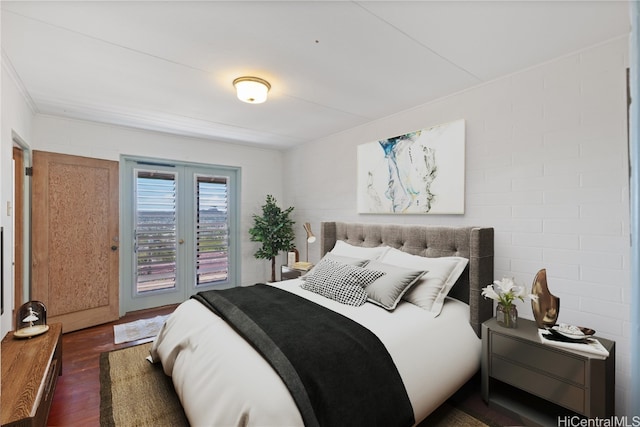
[134,171,230,294]
[135,171,178,293]
[195,175,229,285]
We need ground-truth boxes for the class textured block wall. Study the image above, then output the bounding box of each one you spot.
[285,37,631,413]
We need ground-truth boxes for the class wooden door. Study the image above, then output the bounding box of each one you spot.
[32,151,119,332]
[13,147,25,311]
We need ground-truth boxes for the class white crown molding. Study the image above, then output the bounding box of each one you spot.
[35,96,299,150]
[1,49,38,115]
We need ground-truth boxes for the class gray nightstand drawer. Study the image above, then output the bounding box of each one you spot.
[491,356,585,414]
[492,333,585,385]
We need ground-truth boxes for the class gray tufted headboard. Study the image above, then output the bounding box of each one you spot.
[320,222,494,337]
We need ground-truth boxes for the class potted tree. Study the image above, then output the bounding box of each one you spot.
[249,195,295,282]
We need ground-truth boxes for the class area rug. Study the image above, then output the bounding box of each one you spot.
[100,343,188,427]
[100,343,494,427]
[421,401,494,427]
[113,314,169,344]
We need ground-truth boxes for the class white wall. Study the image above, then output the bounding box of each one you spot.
[284,37,632,415]
[1,62,36,337]
[30,115,286,295]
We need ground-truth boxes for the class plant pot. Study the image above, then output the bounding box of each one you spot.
[496,303,518,328]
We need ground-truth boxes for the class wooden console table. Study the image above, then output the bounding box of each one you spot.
[1,323,62,427]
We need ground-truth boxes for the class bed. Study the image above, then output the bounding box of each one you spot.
[150,221,494,426]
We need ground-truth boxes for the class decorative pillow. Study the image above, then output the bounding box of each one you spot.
[301,253,369,280]
[379,248,468,316]
[363,261,426,310]
[329,240,390,261]
[301,258,385,306]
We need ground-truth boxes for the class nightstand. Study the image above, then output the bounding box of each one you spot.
[481,318,615,426]
[280,265,307,281]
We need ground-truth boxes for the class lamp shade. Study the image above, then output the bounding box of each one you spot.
[304,222,316,243]
[233,76,271,104]
[303,222,315,263]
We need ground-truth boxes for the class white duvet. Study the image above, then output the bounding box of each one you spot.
[150,279,481,427]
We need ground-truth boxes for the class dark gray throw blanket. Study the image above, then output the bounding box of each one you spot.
[192,284,414,427]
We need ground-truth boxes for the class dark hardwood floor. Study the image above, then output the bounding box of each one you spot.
[48,304,177,427]
[48,305,519,427]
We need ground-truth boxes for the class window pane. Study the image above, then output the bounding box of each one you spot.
[135,171,177,293]
[196,175,229,285]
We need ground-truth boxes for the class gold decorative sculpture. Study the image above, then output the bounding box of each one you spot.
[531,269,560,328]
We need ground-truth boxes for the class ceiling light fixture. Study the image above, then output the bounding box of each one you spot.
[233,76,271,104]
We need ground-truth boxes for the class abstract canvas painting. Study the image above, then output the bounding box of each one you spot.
[357,119,465,214]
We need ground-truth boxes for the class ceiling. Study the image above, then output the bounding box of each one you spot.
[1,1,631,150]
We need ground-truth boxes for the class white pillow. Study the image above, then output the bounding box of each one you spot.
[379,248,468,317]
[330,240,390,260]
[321,253,369,267]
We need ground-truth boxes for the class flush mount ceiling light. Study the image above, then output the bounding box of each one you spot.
[233,76,271,104]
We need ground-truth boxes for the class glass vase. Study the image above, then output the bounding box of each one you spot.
[496,303,518,328]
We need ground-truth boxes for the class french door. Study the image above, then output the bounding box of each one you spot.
[121,157,239,312]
